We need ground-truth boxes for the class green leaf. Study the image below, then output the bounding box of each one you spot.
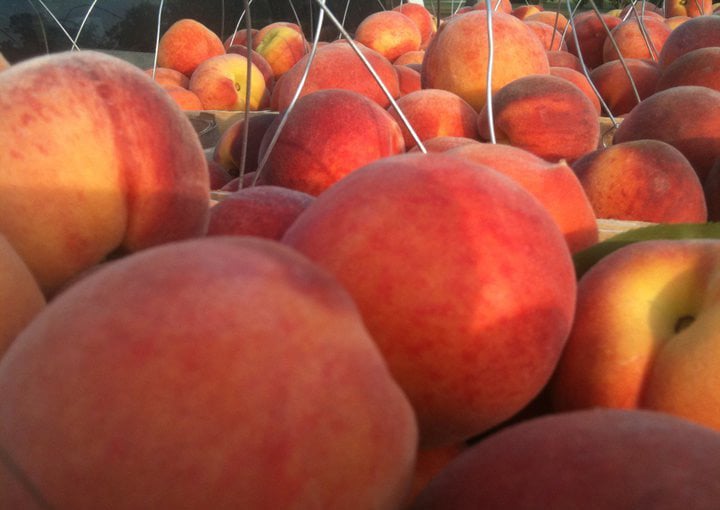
[573,222,720,279]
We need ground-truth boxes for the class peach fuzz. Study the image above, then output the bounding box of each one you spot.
[393,3,437,45]
[160,84,203,110]
[571,139,707,223]
[0,235,45,357]
[549,66,601,114]
[387,88,478,150]
[0,51,210,296]
[478,74,599,164]
[658,15,720,69]
[0,236,418,509]
[226,44,276,91]
[394,49,425,66]
[189,53,268,111]
[446,143,598,253]
[664,15,692,31]
[422,10,550,111]
[270,43,400,111]
[602,16,671,63]
[524,10,570,35]
[524,20,566,51]
[550,239,720,433]
[613,85,720,182]
[283,151,577,448]
[656,47,720,94]
[589,58,661,117]
[355,11,422,63]
[566,11,621,70]
[206,185,313,240]
[207,160,234,191]
[253,21,304,49]
[665,0,713,17]
[157,18,225,77]
[394,64,422,96]
[410,409,720,509]
[258,89,405,196]
[144,67,189,88]
[255,25,308,79]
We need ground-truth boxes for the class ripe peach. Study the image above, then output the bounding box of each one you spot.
[658,15,720,68]
[665,0,713,17]
[410,409,720,509]
[258,89,405,196]
[525,10,570,35]
[283,152,577,448]
[253,21,304,49]
[572,139,707,223]
[478,74,600,163]
[161,84,203,110]
[524,20,566,51]
[212,112,277,174]
[387,88,478,150]
[393,3,437,45]
[0,51,210,295]
[602,16,671,63]
[223,28,258,50]
[546,49,583,71]
[511,4,543,20]
[394,49,426,66]
[422,10,550,111]
[589,58,662,117]
[656,47,720,94]
[447,143,598,253]
[270,43,401,111]
[226,44,276,91]
[255,25,308,79]
[189,53,269,111]
[566,11,622,69]
[394,64,422,96]
[355,11,422,63]
[473,0,513,14]
[408,136,483,153]
[0,236,418,509]
[157,18,225,77]
[613,85,720,182]
[144,67,190,88]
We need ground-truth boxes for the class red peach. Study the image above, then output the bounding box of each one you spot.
[355,11,422,63]
[549,66,601,114]
[161,84,203,110]
[602,16,671,63]
[566,11,622,70]
[524,20,567,51]
[144,67,189,88]
[658,15,720,69]
[656,47,720,94]
[546,49,583,71]
[394,64,422,96]
[255,26,308,78]
[589,58,662,117]
[393,3,437,45]
[157,18,225,77]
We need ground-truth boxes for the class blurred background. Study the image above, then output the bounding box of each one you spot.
[0,1,439,65]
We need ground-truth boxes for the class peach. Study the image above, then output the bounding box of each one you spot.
[447,143,598,253]
[355,11,422,63]
[478,74,600,164]
[549,66,601,114]
[255,25,308,79]
[550,239,720,433]
[270,43,401,111]
[410,409,720,509]
[0,235,45,357]
[511,4,544,20]
[253,21,304,49]
[226,44,276,91]
[571,139,707,223]
[408,136,483,153]
[283,152,577,447]
[0,51,210,296]
[405,443,468,508]
[613,85,720,182]
[524,20,566,51]
[664,15,692,31]
[161,84,203,110]
[665,0,713,17]
[258,89,405,196]
[658,15,720,68]
[546,49,583,71]
[525,10,570,35]
[206,185,314,239]
[223,28,258,50]
[566,11,622,69]
[394,49,426,66]
[473,0,513,14]
[394,63,422,96]
[212,111,277,174]
[422,10,550,111]
[144,66,190,88]
[0,236,418,509]
[387,88,478,150]
[602,16,672,63]
[157,18,225,77]
[189,53,268,111]
[656,47,720,94]
[588,57,662,117]
[393,3,437,45]
[207,160,234,191]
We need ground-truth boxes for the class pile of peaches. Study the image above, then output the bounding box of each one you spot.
[3,1,720,509]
